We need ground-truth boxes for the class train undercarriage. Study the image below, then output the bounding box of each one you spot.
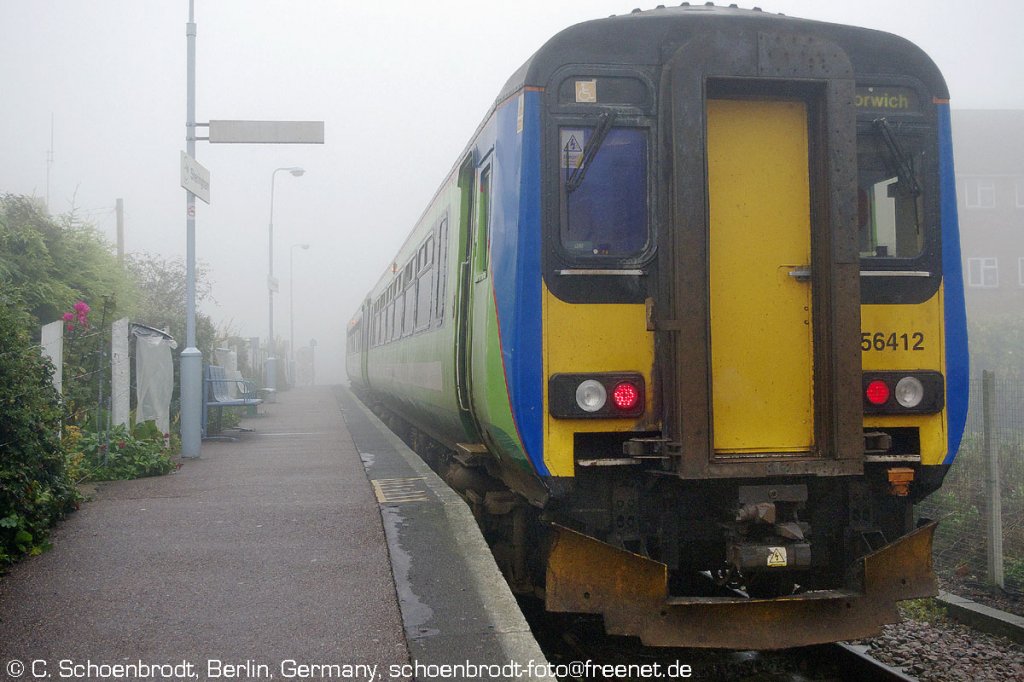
[364,399,938,650]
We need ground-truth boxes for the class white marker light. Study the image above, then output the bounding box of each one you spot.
[576,379,607,413]
[894,376,925,408]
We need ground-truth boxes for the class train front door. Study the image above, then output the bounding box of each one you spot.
[658,35,864,478]
[706,98,815,456]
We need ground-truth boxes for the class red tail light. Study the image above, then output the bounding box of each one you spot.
[866,380,890,405]
[612,382,640,410]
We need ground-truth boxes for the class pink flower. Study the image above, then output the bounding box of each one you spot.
[72,300,90,327]
[62,312,74,322]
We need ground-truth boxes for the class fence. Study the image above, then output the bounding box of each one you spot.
[917,371,1024,592]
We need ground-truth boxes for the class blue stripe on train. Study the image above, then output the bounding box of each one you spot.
[938,103,969,464]
[492,91,548,476]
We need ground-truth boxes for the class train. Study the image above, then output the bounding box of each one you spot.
[346,4,968,649]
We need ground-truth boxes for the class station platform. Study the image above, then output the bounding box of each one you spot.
[0,386,547,681]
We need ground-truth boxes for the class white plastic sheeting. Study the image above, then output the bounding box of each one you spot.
[134,327,177,436]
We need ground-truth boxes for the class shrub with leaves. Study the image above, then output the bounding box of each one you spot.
[75,424,175,481]
[0,298,79,565]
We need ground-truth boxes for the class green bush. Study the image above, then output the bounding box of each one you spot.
[0,299,79,565]
[75,424,175,481]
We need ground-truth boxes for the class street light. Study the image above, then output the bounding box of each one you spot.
[290,242,310,386]
[267,166,305,400]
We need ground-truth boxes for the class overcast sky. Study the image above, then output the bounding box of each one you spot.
[2,0,1022,383]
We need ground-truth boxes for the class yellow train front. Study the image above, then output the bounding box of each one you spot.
[348,5,969,650]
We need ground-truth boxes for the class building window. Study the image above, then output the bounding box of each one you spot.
[964,178,996,209]
[968,257,999,288]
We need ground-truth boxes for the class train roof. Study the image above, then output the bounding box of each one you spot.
[498,4,949,103]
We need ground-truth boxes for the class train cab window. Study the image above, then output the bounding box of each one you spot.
[558,123,649,258]
[857,121,927,259]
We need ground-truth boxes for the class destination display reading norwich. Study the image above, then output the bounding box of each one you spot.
[855,87,921,113]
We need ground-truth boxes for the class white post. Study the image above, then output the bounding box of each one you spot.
[111,318,130,428]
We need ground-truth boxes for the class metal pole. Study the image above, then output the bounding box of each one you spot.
[289,245,294,386]
[290,243,309,386]
[267,171,277,400]
[116,198,124,264]
[266,167,304,399]
[180,0,202,458]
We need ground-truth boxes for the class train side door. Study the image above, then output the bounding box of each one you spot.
[454,157,476,417]
[455,154,495,422]
[465,158,494,422]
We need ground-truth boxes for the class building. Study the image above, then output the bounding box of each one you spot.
[953,110,1024,318]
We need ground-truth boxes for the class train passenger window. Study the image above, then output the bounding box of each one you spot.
[857,124,926,259]
[416,265,433,332]
[559,125,649,258]
[394,296,404,340]
[435,218,449,322]
[404,284,416,336]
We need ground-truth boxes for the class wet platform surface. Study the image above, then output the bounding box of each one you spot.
[0,386,545,681]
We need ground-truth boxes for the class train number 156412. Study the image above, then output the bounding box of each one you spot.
[861,331,925,352]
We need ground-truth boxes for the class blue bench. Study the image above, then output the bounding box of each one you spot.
[202,365,263,438]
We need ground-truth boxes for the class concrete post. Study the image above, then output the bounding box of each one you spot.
[982,370,1004,588]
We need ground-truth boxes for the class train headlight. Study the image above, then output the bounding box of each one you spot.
[576,380,607,412]
[894,376,925,408]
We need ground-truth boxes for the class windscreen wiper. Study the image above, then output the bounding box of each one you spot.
[565,110,617,193]
[873,117,921,197]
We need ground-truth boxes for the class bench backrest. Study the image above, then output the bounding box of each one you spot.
[206,365,233,402]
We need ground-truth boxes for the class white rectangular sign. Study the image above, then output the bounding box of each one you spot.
[209,120,325,144]
[180,152,211,204]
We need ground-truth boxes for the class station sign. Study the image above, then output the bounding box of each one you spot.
[209,120,325,144]
[180,152,211,204]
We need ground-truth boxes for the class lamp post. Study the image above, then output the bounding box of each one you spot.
[290,242,310,386]
[267,166,305,400]
[180,0,202,457]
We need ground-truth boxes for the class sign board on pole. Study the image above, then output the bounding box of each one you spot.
[180,152,211,204]
[209,120,325,144]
